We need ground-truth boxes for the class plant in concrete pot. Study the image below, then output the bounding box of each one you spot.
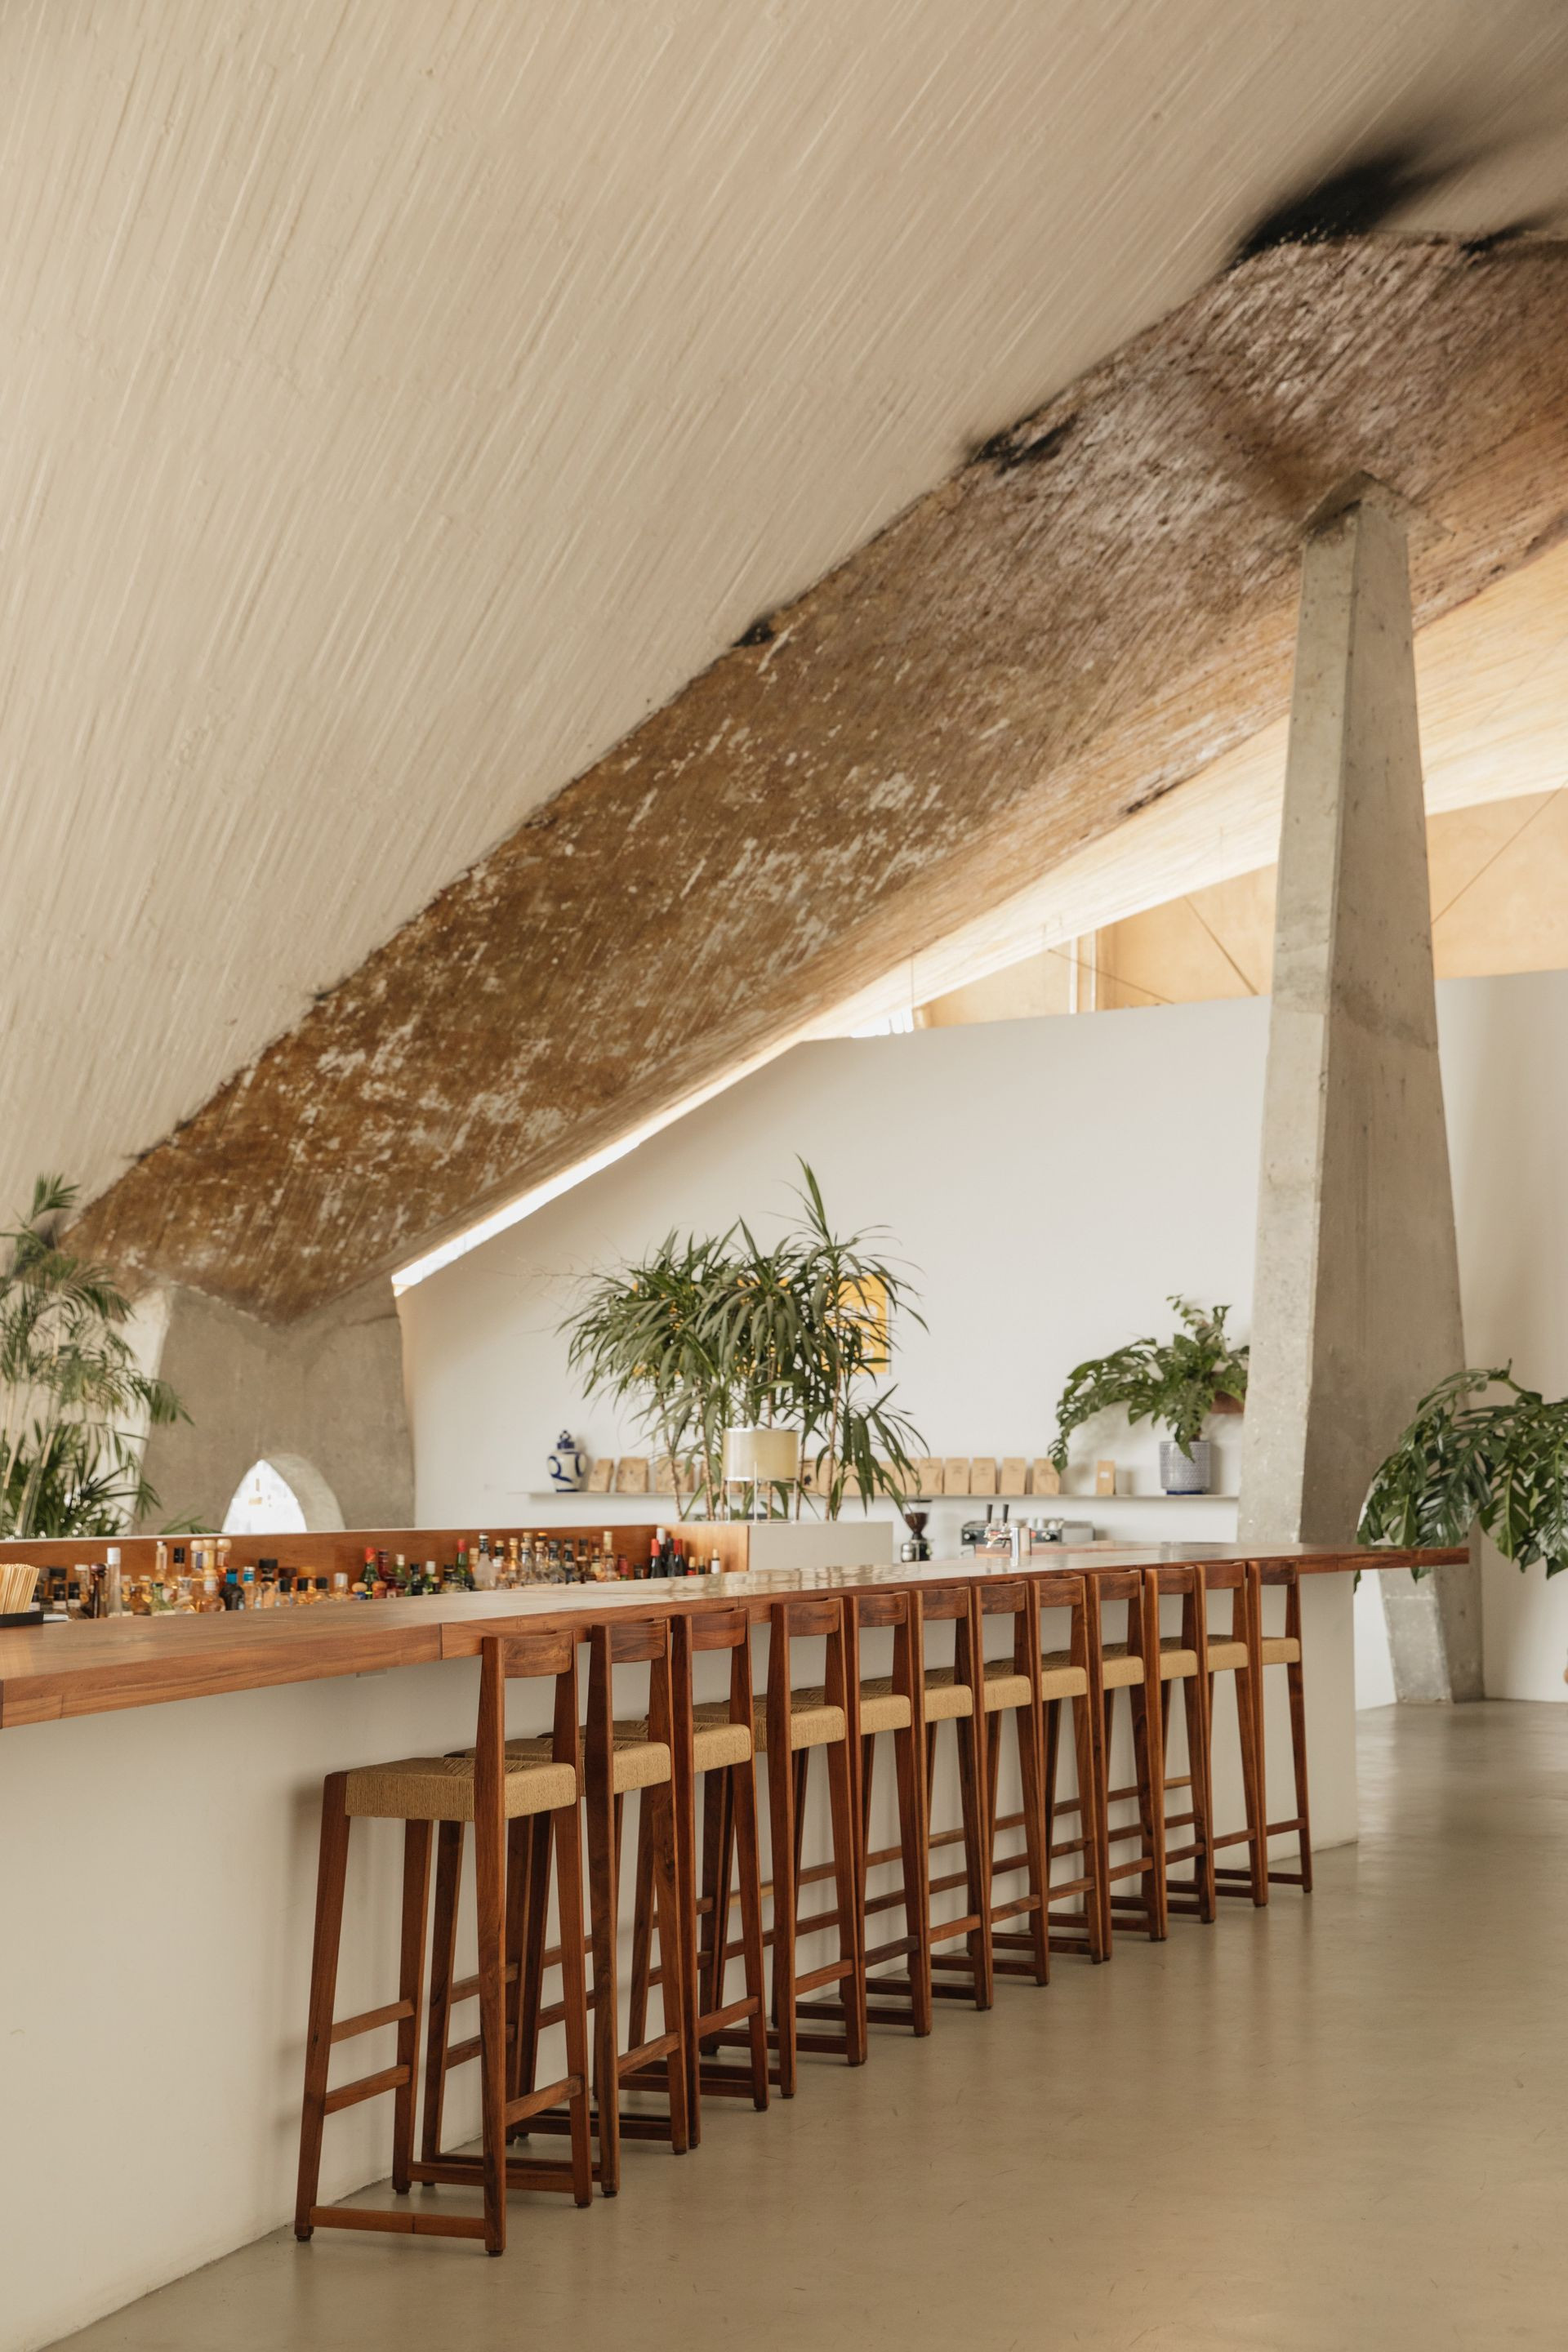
[0,1175,187,1538]
[1049,1298,1249,1496]
[1358,1365,1568,1574]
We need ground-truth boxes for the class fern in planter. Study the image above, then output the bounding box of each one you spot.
[1358,1365,1568,1575]
[1049,1298,1249,1475]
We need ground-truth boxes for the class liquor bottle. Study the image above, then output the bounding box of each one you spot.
[222,1567,241,1610]
[154,1539,169,1584]
[331,1569,350,1601]
[105,1545,124,1616]
[423,1560,439,1596]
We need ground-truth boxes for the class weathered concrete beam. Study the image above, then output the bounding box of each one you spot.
[77,235,1568,1322]
[1239,484,1481,1704]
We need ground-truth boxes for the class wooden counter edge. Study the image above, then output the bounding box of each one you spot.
[0,1545,1468,1730]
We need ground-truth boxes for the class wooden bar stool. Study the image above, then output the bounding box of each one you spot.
[629,1603,770,2127]
[443,1616,692,2195]
[972,1575,1054,1987]
[1157,1560,1267,1915]
[841,1588,932,2035]
[702,1596,866,2096]
[856,1583,992,2014]
[1141,1561,1220,1923]
[295,1628,593,2255]
[1089,1568,1168,1948]
[1006,1568,1108,1964]
[1216,1561,1312,1898]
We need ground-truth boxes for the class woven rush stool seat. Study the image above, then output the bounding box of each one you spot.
[503,1727,674,1793]
[694,1693,846,1751]
[789,1678,912,1734]
[295,1627,594,2256]
[345,1752,577,1820]
[1261,1633,1302,1665]
[1036,1648,1091,1701]
[1096,1642,1147,1690]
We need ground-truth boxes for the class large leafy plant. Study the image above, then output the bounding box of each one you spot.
[1358,1365,1568,1575]
[0,1175,187,1538]
[564,1164,925,1519]
[1050,1298,1249,1472]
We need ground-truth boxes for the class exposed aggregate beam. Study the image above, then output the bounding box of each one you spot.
[79,237,1568,1319]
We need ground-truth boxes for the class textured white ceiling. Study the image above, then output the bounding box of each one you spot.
[5,0,1568,1227]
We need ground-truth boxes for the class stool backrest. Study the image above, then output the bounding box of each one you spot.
[978,1575,1040,1680]
[671,1604,755,1752]
[474,1631,585,1887]
[1034,1569,1091,1669]
[911,1582,980,1692]
[767,1595,849,1722]
[586,1615,675,1798]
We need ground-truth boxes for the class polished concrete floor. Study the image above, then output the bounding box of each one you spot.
[57,1703,1568,2350]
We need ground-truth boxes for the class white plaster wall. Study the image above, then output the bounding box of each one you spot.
[401,1000,1271,1546]
[1442,972,1568,1700]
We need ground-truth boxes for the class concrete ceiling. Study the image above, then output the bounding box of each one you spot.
[8,4,1568,1312]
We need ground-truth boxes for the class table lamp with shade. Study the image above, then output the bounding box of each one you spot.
[723,1425,800,1518]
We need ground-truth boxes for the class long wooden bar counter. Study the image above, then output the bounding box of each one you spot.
[0,1540,1463,1730]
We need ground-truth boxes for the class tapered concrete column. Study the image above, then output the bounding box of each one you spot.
[1239,483,1481,1717]
[135,1276,413,1532]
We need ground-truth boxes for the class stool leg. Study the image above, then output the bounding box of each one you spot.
[391,1821,434,2193]
[552,1799,597,2209]
[1287,1642,1314,1892]
[701,1771,735,2034]
[893,1713,933,2034]
[585,1777,621,2194]
[1180,1668,1218,1922]
[1128,1680,1168,1940]
[295,1774,350,2240]
[648,1779,692,2152]
[512,1812,553,2130]
[767,1743,800,2097]
[474,1801,510,2256]
[421,1820,464,2163]
[627,1799,656,2051]
[1071,1686,1111,1962]
[728,1759,771,2107]
[956,1707,995,2008]
[1232,1650,1268,1906]
[826,1726,868,2065]
[1011,1700,1051,1985]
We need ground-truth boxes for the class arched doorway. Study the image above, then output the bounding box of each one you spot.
[221,1455,345,1535]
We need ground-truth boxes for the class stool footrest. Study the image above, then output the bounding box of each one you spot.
[505,2072,583,2128]
[697,1993,760,2036]
[991,1893,1041,1924]
[795,1958,853,1996]
[619,2031,680,2080]
[408,2153,586,2195]
[307,2203,488,2240]
[330,1998,413,2044]
[323,2062,408,2114]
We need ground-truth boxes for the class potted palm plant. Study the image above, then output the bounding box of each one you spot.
[564,1164,925,1520]
[0,1175,188,1537]
[1049,1298,1248,1495]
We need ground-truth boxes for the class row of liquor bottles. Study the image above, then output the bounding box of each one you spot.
[39,1529,719,1616]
